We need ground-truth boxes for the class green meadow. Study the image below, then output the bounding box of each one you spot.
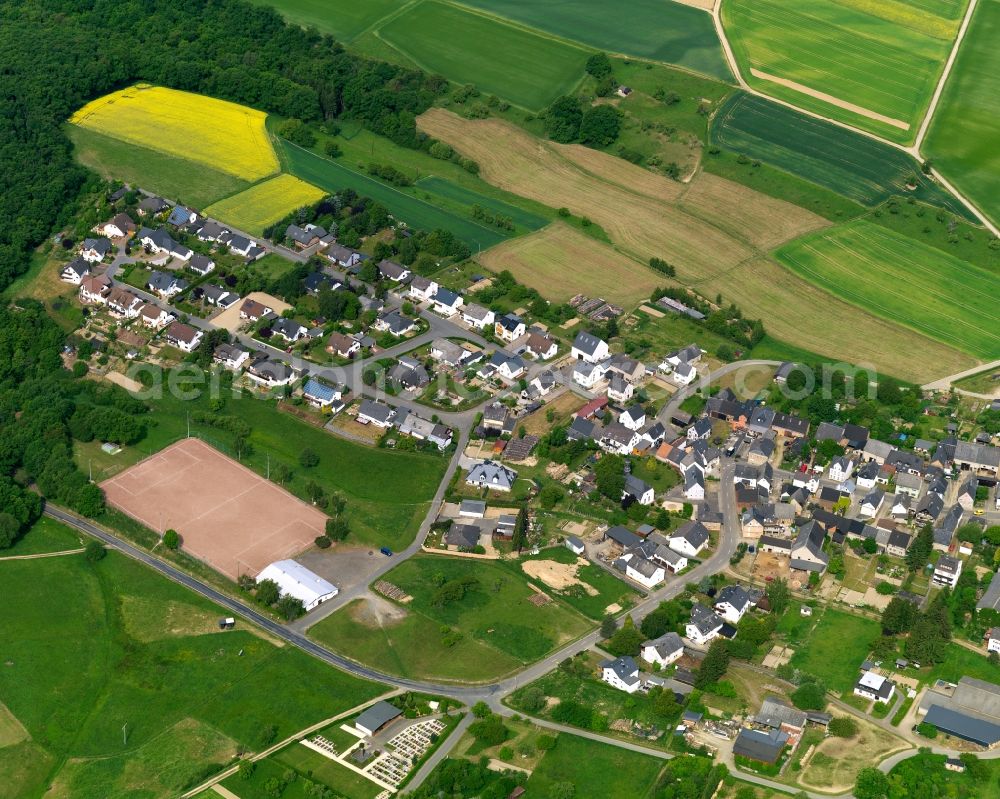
[68,125,250,209]
[925,0,1000,228]
[775,221,1000,359]
[459,0,732,81]
[0,525,383,798]
[278,138,512,249]
[375,1,588,110]
[311,556,593,682]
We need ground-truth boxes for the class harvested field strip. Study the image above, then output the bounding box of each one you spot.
[377,1,588,111]
[418,108,973,379]
[477,222,661,308]
[709,92,971,215]
[678,172,828,250]
[418,108,756,282]
[456,0,732,80]
[688,256,975,381]
[775,221,1000,358]
[278,138,511,249]
[924,0,1000,228]
[71,84,279,180]
[204,174,326,236]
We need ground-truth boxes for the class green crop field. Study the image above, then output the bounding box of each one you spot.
[278,139,511,249]
[710,93,970,216]
[925,0,1000,228]
[458,0,731,81]
[415,176,548,232]
[68,126,250,209]
[525,732,665,798]
[775,220,1000,359]
[0,528,383,798]
[85,387,446,551]
[375,1,588,110]
[249,0,399,41]
[311,556,592,682]
[722,0,965,142]
[788,608,881,693]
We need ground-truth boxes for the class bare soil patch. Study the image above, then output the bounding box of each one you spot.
[212,291,291,333]
[104,370,144,393]
[522,558,598,595]
[350,594,408,628]
[100,437,327,580]
[798,712,909,792]
[0,702,29,748]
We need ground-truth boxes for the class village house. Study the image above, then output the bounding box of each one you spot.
[524,331,558,360]
[430,287,464,317]
[855,669,895,704]
[285,223,324,248]
[790,520,828,574]
[201,284,238,309]
[195,220,229,242]
[324,243,362,268]
[213,343,250,371]
[377,259,410,283]
[461,303,494,330]
[138,303,172,329]
[641,632,684,668]
[373,310,417,337]
[571,330,610,363]
[137,196,169,217]
[96,212,136,239]
[573,359,608,389]
[165,321,202,353]
[671,360,697,386]
[106,286,144,319]
[79,237,113,263]
[167,205,198,227]
[271,317,308,343]
[79,273,112,304]
[327,332,361,359]
[147,270,187,298]
[137,227,192,260]
[356,399,396,428]
[301,378,343,410]
[246,358,296,387]
[60,257,91,284]
[933,555,962,588]
[669,522,710,557]
[466,460,517,492]
[686,603,724,645]
[495,313,526,343]
[715,584,755,624]
[601,656,641,693]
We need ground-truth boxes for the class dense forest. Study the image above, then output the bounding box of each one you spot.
[0,0,445,292]
[0,301,152,545]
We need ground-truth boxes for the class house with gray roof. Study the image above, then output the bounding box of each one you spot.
[919,677,1000,748]
[355,701,402,737]
[641,632,684,668]
[755,697,807,734]
[466,460,517,492]
[790,520,828,573]
[979,572,1000,611]
[685,603,723,645]
[356,399,396,428]
[444,523,481,550]
[571,330,610,364]
[600,656,641,693]
[734,728,789,764]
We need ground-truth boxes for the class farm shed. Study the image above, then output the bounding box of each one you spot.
[256,559,338,611]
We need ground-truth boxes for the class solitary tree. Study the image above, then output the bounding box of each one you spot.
[84,540,106,563]
[163,529,180,550]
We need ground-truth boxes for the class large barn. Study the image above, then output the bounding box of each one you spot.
[256,559,338,611]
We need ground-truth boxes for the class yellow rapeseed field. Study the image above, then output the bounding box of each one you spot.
[70,84,279,181]
[204,174,326,235]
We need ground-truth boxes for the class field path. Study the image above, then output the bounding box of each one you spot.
[922,357,1000,391]
[710,0,999,235]
[913,0,982,152]
[212,786,242,799]
[0,548,84,561]
[748,69,909,130]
